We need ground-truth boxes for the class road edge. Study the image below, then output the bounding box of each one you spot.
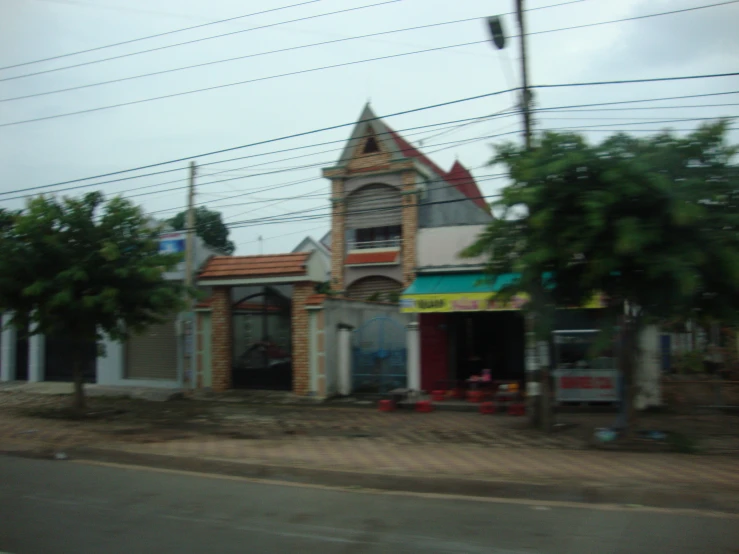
[4,445,738,514]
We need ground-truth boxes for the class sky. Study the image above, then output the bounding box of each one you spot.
[1,0,738,255]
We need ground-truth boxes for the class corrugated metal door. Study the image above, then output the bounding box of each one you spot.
[126,314,178,380]
[346,184,401,228]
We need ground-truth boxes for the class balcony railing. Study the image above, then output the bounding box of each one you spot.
[347,238,401,250]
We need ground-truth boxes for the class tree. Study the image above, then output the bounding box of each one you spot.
[464,121,739,428]
[169,207,235,255]
[0,192,188,413]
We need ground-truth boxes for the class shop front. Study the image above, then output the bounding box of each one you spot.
[401,272,605,392]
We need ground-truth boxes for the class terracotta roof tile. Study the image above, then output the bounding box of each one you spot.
[387,125,488,213]
[446,160,490,212]
[345,251,399,265]
[199,252,309,280]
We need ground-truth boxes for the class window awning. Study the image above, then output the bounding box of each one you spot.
[400,273,603,313]
[400,273,527,313]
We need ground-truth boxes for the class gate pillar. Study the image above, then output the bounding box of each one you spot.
[337,325,352,396]
[211,286,232,392]
[407,322,420,392]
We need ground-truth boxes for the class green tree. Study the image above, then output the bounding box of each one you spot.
[169,207,235,255]
[0,192,188,413]
[464,121,739,428]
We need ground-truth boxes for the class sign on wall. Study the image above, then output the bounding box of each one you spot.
[159,232,186,254]
[400,293,603,313]
[554,369,619,402]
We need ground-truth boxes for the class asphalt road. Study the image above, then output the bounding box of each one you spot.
[1,456,737,554]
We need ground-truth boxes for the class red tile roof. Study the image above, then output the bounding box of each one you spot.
[386,125,489,213]
[446,160,489,212]
[199,252,310,280]
[387,127,447,178]
[345,251,399,265]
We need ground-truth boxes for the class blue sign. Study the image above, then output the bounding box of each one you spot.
[159,238,185,254]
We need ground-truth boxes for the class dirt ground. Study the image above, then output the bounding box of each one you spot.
[1,389,738,455]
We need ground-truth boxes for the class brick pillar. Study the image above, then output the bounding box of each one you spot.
[291,282,314,395]
[330,178,346,292]
[401,170,418,287]
[210,286,232,392]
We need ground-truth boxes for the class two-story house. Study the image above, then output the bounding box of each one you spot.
[322,104,492,300]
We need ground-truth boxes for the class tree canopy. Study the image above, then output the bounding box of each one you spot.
[463,121,739,425]
[0,192,187,410]
[169,206,235,255]
[465,121,739,325]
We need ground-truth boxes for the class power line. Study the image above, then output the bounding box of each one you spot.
[0,109,519,201]
[535,102,739,113]
[0,1,590,103]
[0,0,399,82]
[0,39,508,128]
[526,0,739,39]
[0,88,518,195]
[0,0,584,84]
[3,0,734,107]
[3,84,737,201]
[533,72,739,91]
[0,1,321,71]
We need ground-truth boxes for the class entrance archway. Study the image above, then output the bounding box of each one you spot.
[232,287,292,390]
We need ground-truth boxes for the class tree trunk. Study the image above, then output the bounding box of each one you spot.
[615,307,641,433]
[72,351,86,415]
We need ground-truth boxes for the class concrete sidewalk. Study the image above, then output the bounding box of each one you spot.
[102,435,739,491]
[2,390,739,511]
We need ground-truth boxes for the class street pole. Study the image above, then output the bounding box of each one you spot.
[184,160,196,390]
[515,0,532,150]
[185,160,196,289]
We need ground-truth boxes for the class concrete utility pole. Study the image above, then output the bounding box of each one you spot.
[185,160,196,289]
[515,0,533,150]
[488,2,549,430]
[184,160,196,390]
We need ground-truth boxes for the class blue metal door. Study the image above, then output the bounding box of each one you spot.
[352,317,407,393]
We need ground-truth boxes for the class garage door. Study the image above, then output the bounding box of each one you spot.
[126,315,178,380]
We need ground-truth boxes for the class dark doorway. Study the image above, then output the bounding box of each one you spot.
[232,287,292,390]
[15,326,29,381]
[452,312,525,381]
[45,336,97,382]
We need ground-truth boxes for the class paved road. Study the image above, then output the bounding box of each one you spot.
[1,456,737,554]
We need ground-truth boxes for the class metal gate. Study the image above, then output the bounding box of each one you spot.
[232,287,292,390]
[352,317,407,393]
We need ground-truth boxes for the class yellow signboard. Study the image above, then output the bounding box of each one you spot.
[400,293,604,313]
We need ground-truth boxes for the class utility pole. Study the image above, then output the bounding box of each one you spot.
[184,160,196,390]
[515,0,532,150]
[488,3,548,430]
[185,161,196,289]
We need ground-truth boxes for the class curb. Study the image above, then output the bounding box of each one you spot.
[4,445,739,514]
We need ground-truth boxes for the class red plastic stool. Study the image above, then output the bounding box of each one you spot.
[378,399,395,412]
[415,400,434,413]
[431,390,446,402]
[479,401,496,415]
[507,402,526,416]
[467,390,485,403]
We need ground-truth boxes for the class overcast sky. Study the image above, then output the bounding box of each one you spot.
[1,0,738,255]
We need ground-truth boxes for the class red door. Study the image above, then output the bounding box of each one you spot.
[420,313,449,390]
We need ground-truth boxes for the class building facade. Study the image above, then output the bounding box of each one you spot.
[322,104,491,301]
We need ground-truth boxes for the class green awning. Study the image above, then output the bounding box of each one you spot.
[402,273,520,295]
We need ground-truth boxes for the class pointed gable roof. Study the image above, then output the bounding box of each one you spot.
[331,103,489,214]
[446,160,489,212]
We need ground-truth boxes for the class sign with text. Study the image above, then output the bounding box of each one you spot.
[553,369,619,402]
[159,232,186,255]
